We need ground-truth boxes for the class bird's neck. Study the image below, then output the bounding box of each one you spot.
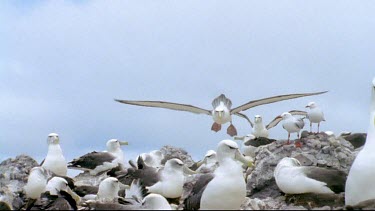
[47,144,63,155]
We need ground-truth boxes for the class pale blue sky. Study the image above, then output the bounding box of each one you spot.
[1,1,374,169]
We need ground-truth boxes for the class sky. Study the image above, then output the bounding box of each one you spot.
[1,1,375,174]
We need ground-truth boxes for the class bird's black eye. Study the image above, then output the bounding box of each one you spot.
[228,146,236,150]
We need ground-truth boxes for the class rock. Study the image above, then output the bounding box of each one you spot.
[342,133,367,149]
[160,145,195,166]
[0,155,39,210]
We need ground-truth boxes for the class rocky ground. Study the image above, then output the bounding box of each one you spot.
[0,131,369,210]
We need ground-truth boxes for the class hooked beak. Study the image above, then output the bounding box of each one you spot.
[119,141,129,146]
[195,159,206,168]
[183,165,197,175]
[235,149,253,167]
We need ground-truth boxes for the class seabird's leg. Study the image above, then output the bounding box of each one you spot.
[227,123,237,137]
[211,122,221,132]
[286,133,290,145]
[310,122,312,133]
[317,123,320,133]
[297,132,300,139]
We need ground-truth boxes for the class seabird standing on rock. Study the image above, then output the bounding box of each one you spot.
[267,112,306,145]
[306,102,325,133]
[115,91,327,137]
[146,158,195,199]
[41,133,68,176]
[274,157,346,194]
[184,140,252,210]
[346,78,375,206]
[23,167,48,209]
[234,134,276,158]
[252,115,269,138]
[68,139,128,175]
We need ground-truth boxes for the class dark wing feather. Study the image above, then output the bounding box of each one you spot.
[289,110,307,116]
[115,99,211,115]
[231,91,328,114]
[184,174,215,210]
[68,151,116,170]
[73,185,99,197]
[118,157,161,187]
[302,166,347,193]
[212,94,232,109]
[244,137,276,147]
[233,112,254,128]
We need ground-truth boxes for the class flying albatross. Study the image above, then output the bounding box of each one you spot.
[274,157,346,194]
[345,77,375,206]
[183,140,252,210]
[115,91,327,136]
[68,139,128,175]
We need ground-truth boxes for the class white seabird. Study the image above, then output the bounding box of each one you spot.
[146,158,194,199]
[68,139,128,175]
[184,140,252,210]
[345,78,375,206]
[24,167,48,200]
[267,112,306,145]
[234,134,257,157]
[96,177,120,202]
[41,133,68,176]
[252,115,269,138]
[115,91,327,137]
[45,177,81,203]
[138,150,164,168]
[196,150,218,173]
[306,102,325,133]
[274,157,346,194]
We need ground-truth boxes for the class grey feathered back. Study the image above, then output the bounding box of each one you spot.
[212,94,232,109]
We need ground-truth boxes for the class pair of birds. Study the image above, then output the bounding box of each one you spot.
[40,133,129,177]
[115,91,327,137]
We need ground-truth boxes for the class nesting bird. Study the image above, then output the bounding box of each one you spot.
[306,102,325,133]
[196,150,218,173]
[68,139,128,175]
[24,167,48,200]
[115,91,327,136]
[138,150,164,168]
[146,158,194,199]
[96,177,120,202]
[346,77,375,206]
[252,115,269,138]
[274,157,346,194]
[184,140,252,210]
[41,133,68,176]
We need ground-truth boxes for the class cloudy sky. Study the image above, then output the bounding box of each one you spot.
[1,1,374,172]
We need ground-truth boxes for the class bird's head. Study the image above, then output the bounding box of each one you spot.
[142,194,171,210]
[47,133,60,145]
[106,139,128,151]
[280,112,292,120]
[305,102,317,109]
[216,140,253,167]
[254,115,263,123]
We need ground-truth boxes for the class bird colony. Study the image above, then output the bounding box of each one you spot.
[1,78,374,210]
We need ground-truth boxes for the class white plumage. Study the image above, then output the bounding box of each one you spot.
[42,133,67,176]
[306,102,325,133]
[274,157,335,194]
[200,140,250,210]
[24,167,48,199]
[252,115,269,138]
[96,177,120,202]
[345,78,375,206]
[146,158,185,198]
[280,112,305,144]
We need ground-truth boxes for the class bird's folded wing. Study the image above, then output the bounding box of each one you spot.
[231,91,328,114]
[233,112,254,127]
[302,166,347,193]
[114,99,211,115]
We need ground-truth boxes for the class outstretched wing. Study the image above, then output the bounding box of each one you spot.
[233,112,254,128]
[115,99,211,115]
[266,110,308,129]
[231,91,328,114]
